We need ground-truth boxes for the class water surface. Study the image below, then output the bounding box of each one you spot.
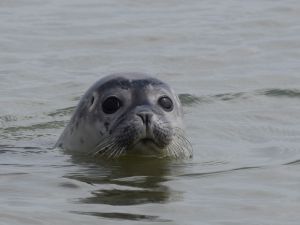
[1,0,300,224]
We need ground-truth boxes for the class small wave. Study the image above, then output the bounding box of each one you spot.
[0,172,28,176]
[0,145,46,155]
[0,145,20,154]
[179,88,300,106]
[283,159,300,165]
[179,92,249,106]
[178,94,205,106]
[0,115,17,122]
[48,106,76,117]
[258,88,300,98]
[179,166,261,178]
[1,121,66,140]
[3,121,65,133]
[71,211,171,222]
[213,92,248,101]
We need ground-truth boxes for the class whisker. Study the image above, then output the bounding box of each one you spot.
[92,122,192,159]
[169,142,184,158]
[108,145,121,158]
[93,138,118,156]
[116,146,125,158]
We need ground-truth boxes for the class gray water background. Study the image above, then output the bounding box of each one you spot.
[1,0,300,224]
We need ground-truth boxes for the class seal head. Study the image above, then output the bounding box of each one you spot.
[56,73,192,158]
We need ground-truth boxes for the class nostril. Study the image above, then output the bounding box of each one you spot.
[137,112,153,126]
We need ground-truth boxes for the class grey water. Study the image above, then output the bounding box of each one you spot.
[1,0,300,224]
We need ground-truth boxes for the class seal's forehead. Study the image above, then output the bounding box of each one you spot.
[93,73,170,92]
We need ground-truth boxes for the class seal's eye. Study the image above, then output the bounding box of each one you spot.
[102,96,122,114]
[158,96,173,112]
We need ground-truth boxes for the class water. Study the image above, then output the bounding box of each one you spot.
[1,0,300,224]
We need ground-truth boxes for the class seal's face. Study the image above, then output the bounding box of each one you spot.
[56,73,192,159]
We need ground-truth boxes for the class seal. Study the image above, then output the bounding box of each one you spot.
[55,73,192,159]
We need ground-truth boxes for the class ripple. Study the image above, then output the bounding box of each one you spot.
[0,115,17,122]
[48,106,76,117]
[212,92,248,101]
[0,172,28,176]
[179,92,249,106]
[283,159,300,165]
[179,93,204,106]
[179,88,300,106]
[179,166,262,178]
[258,88,300,98]
[3,121,64,132]
[0,145,48,155]
[80,188,178,205]
[72,211,171,222]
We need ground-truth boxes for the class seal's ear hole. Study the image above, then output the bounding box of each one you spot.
[158,96,174,112]
[90,96,95,106]
[102,96,122,114]
[88,94,97,111]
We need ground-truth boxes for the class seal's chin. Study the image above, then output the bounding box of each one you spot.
[130,137,165,156]
[140,138,156,145]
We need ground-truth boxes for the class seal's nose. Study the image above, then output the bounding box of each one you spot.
[137,112,153,127]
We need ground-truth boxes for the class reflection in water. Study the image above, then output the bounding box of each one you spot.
[66,155,186,221]
[73,211,172,222]
[81,188,172,205]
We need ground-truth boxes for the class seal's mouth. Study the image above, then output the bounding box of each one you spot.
[140,137,157,145]
[127,136,163,156]
[132,126,170,150]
